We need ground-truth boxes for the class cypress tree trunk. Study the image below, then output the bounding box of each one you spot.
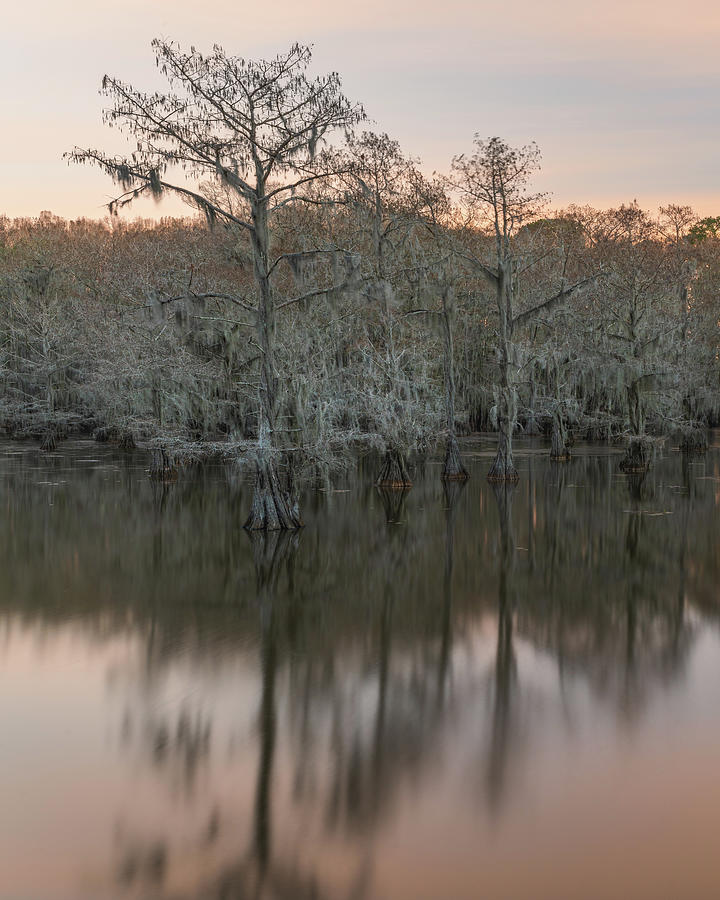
[244,455,302,530]
[488,270,519,483]
[619,377,652,473]
[487,386,519,482]
[40,428,57,452]
[149,447,177,481]
[550,411,571,461]
[443,432,469,480]
[441,289,469,481]
[619,436,652,473]
[119,429,136,451]
[376,448,412,489]
[244,183,303,530]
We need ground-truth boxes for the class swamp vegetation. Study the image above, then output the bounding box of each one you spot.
[0,41,718,526]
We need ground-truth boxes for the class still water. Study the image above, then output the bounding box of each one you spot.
[1,437,720,900]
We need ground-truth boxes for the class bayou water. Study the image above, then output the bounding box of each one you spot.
[1,437,720,900]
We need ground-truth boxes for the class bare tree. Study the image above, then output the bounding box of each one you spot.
[588,204,681,471]
[340,132,426,487]
[68,40,364,528]
[405,173,470,480]
[451,137,597,481]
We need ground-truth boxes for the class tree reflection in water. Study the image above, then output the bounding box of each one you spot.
[486,482,517,812]
[1,440,720,899]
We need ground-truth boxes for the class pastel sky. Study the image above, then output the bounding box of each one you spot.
[2,0,719,220]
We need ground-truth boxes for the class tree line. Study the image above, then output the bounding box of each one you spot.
[0,40,718,528]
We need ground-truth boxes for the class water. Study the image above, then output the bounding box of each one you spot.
[1,437,720,900]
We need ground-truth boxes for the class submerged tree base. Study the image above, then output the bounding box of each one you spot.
[619,437,653,474]
[550,442,572,462]
[119,429,136,451]
[376,449,412,489]
[487,468,520,483]
[487,448,519,483]
[149,447,178,482]
[442,434,469,481]
[40,429,57,452]
[244,458,303,531]
[550,416,572,461]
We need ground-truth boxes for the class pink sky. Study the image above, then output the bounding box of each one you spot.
[1,0,719,219]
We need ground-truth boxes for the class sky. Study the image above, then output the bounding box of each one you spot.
[1,0,719,220]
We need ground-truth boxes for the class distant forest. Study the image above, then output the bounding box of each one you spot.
[1,41,718,527]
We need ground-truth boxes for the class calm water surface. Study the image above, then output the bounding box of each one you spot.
[1,437,720,900]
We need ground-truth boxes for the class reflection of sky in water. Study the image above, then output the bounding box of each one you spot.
[1,439,720,899]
